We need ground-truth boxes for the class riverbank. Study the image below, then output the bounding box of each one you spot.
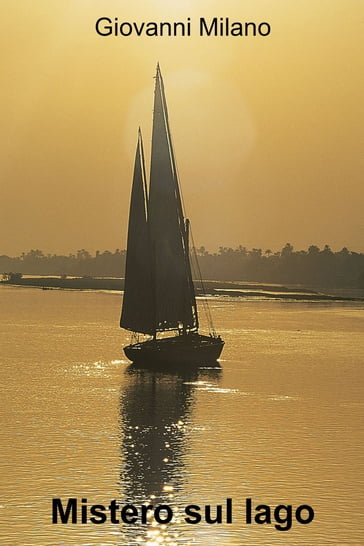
[2,276,364,302]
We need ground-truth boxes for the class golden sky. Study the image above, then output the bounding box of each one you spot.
[1,0,363,255]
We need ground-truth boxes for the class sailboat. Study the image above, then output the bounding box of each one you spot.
[120,65,224,366]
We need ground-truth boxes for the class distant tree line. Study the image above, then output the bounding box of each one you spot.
[0,249,125,277]
[1,244,364,288]
[194,244,364,288]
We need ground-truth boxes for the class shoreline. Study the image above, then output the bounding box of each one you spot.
[2,277,364,302]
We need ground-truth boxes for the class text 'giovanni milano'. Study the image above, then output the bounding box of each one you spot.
[95,17,271,37]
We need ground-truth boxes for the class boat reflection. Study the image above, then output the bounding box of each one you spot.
[118,362,221,544]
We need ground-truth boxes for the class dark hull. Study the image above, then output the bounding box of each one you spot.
[124,334,224,366]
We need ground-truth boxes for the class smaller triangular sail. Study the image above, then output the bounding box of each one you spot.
[121,129,154,334]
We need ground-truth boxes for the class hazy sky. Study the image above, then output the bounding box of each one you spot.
[1,0,363,255]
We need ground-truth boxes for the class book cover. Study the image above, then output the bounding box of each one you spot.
[1,1,363,545]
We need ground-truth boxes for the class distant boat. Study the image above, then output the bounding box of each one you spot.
[120,65,224,366]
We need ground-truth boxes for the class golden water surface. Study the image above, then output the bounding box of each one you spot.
[1,286,363,545]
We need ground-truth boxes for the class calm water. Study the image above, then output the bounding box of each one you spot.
[1,286,363,545]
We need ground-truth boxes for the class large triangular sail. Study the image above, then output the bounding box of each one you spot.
[148,65,198,332]
[121,129,154,334]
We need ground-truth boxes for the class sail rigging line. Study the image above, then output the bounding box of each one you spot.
[189,226,217,337]
[183,218,199,333]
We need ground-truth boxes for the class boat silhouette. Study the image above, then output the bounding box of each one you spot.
[120,65,224,366]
